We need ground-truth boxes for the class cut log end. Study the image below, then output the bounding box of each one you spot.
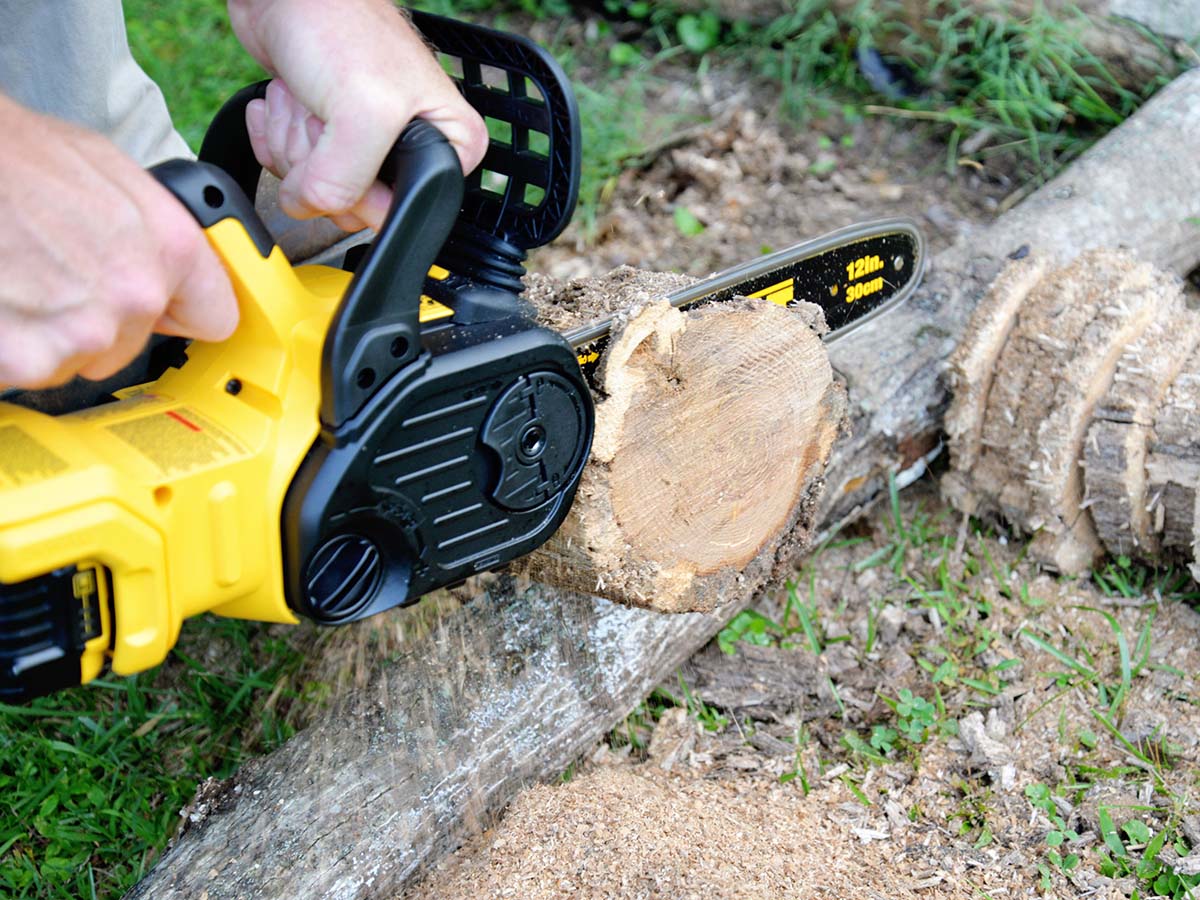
[519,281,845,613]
[945,248,1196,572]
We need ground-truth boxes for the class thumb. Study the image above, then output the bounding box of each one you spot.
[278,106,399,221]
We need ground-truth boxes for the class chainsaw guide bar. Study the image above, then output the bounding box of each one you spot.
[567,218,926,380]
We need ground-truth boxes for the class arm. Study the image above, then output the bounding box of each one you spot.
[227,0,489,232]
[0,94,236,389]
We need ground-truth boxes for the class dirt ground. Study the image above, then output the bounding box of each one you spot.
[391,32,1200,900]
[401,479,1200,900]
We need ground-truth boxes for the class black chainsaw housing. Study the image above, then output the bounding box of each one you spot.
[283,321,591,624]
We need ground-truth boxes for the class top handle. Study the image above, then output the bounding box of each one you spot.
[197,80,270,206]
[321,121,463,429]
[197,79,465,429]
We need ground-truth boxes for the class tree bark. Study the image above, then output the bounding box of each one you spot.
[126,70,1200,900]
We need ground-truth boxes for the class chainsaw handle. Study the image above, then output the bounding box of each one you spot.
[322,121,464,428]
[197,80,270,206]
[149,158,276,258]
[191,79,467,427]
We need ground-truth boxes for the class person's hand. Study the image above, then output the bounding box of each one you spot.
[0,96,238,390]
[229,0,488,233]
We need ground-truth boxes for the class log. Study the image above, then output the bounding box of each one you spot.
[518,269,846,612]
[1085,293,1200,561]
[1144,350,1200,562]
[820,68,1200,536]
[944,250,1191,570]
[126,70,1200,900]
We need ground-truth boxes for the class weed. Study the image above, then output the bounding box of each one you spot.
[717,609,784,654]
[786,575,826,654]
[672,205,707,237]
[716,575,829,656]
[779,724,813,793]
[869,724,898,755]
[610,0,1180,187]
[1024,783,1082,887]
[861,1,1177,181]
[607,674,727,756]
[948,779,995,849]
[1093,555,1200,602]
[672,676,729,733]
[1097,812,1200,900]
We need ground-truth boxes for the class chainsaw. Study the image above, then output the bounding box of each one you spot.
[0,11,926,702]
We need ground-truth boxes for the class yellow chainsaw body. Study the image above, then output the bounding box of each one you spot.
[0,220,349,682]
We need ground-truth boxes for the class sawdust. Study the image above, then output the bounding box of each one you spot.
[525,266,695,335]
[401,764,966,900]
[402,479,1200,900]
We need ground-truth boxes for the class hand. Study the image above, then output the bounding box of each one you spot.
[0,96,238,390]
[229,0,488,233]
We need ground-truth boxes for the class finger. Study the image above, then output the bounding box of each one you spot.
[348,181,393,234]
[77,321,154,381]
[0,318,86,389]
[246,99,272,171]
[156,243,239,343]
[329,212,368,233]
[265,79,297,179]
[285,109,316,172]
[305,113,323,149]
[419,102,490,175]
[281,103,398,219]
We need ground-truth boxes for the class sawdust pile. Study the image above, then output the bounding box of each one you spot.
[401,764,965,900]
[400,481,1200,899]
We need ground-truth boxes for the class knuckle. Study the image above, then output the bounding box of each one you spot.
[108,266,169,322]
[64,311,119,357]
[464,113,490,160]
[302,175,358,214]
[0,345,61,389]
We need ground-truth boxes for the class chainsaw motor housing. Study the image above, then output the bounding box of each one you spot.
[284,318,591,625]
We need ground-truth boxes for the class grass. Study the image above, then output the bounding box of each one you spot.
[702,474,1200,897]
[0,618,306,900]
[123,0,265,151]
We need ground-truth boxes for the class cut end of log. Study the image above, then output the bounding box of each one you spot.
[944,248,1195,573]
[519,271,845,612]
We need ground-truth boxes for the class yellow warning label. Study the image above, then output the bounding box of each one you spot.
[0,424,69,487]
[105,407,248,478]
[749,279,795,307]
[420,295,454,322]
[67,390,171,422]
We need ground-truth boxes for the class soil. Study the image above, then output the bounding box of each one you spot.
[401,479,1200,900]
